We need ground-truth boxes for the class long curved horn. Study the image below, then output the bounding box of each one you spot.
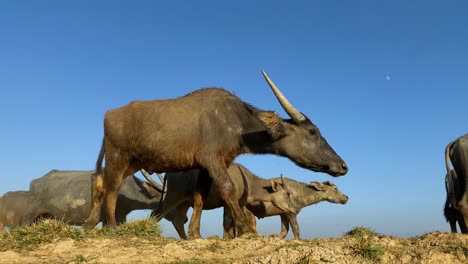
[156,173,165,184]
[261,70,306,123]
[140,169,164,192]
[156,173,167,192]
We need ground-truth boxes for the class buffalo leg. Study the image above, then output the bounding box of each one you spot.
[222,207,234,239]
[451,139,468,234]
[188,170,212,239]
[115,211,127,225]
[458,212,468,233]
[101,147,138,228]
[279,214,290,239]
[204,164,256,237]
[0,222,3,231]
[188,191,204,239]
[288,214,301,240]
[153,194,186,225]
[244,207,256,234]
[223,206,254,238]
[457,194,468,234]
[172,204,190,239]
[83,173,105,229]
[102,166,125,228]
[448,215,458,233]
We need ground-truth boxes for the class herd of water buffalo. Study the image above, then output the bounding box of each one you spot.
[1,71,467,238]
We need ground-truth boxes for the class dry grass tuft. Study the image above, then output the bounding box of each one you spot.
[0,217,161,252]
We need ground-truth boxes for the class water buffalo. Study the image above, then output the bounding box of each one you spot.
[84,71,348,236]
[20,170,178,226]
[152,163,297,239]
[224,180,348,239]
[445,134,468,233]
[444,169,468,233]
[0,191,33,231]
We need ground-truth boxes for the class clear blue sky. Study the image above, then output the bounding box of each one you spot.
[1,1,467,239]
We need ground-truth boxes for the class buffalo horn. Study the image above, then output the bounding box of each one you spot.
[156,172,167,192]
[140,169,164,192]
[156,172,165,184]
[261,70,306,123]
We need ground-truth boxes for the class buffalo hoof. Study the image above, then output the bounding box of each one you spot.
[189,234,202,239]
[82,220,97,230]
[277,233,288,239]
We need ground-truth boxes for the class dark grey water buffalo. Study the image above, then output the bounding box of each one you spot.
[224,180,348,239]
[0,191,34,230]
[445,134,468,233]
[84,71,348,236]
[152,163,297,239]
[443,169,468,233]
[20,170,177,226]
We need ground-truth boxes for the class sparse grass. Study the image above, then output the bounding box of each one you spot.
[344,226,379,238]
[354,239,385,261]
[0,219,84,252]
[87,217,161,240]
[344,226,385,261]
[0,217,161,252]
[70,254,87,263]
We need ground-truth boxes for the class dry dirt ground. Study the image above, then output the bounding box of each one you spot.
[0,232,466,264]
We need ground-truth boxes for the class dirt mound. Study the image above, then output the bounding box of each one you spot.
[1,232,466,263]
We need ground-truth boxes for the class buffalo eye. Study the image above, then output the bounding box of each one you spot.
[308,129,316,135]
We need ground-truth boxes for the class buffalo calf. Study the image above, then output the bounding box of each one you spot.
[225,179,348,239]
[153,163,297,239]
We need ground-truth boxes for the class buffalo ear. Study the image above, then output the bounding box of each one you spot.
[323,181,336,187]
[309,181,324,191]
[256,111,286,139]
[270,179,280,192]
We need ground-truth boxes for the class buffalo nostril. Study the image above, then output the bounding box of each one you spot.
[341,163,348,171]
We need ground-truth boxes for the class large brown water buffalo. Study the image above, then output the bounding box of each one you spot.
[19,170,178,227]
[224,180,348,239]
[444,169,468,233]
[445,134,468,234]
[84,71,348,236]
[0,191,33,231]
[151,163,297,239]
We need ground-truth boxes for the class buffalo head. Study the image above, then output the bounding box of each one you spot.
[257,71,348,176]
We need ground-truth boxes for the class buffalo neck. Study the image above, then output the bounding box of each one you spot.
[240,119,279,155]
[245,173,274,203]
[242,130,275,154]
[283,179,323,209]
